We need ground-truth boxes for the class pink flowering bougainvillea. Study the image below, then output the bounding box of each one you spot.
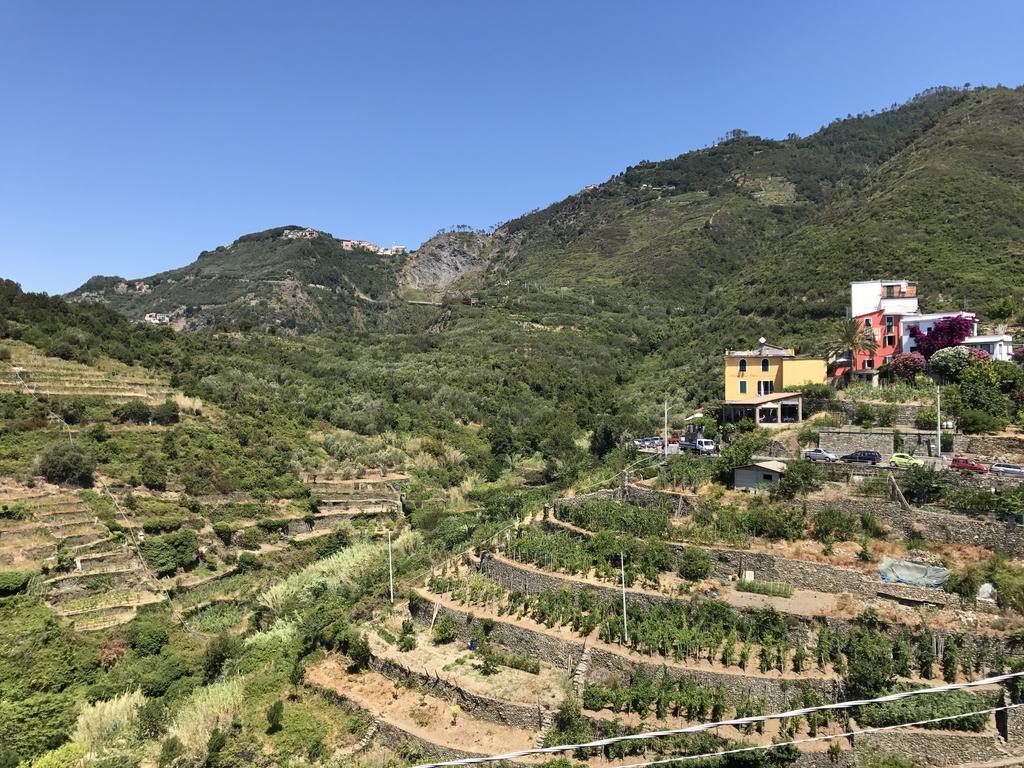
[908,315,976,359]
[889,352,926,381]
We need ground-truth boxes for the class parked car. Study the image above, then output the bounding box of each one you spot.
[889,453,924,469]
[990,463,1024,478]
[803,448,837,463]
[950,456,988,474]
[840,450,882,465]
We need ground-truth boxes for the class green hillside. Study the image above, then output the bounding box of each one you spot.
[4,84,1024,768]
[68,226,412,334]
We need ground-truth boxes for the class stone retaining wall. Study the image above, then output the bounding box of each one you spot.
[311,684,496,764]
[819,430,894,457]
[542,514,956,609]
[370,656,543,730]
[702,546,955,609]
[854,727,1007,766]
[479,551,820,646]
[584,645,839,711]
[285,509,386,535]
[953,433,1024,462]
[999,693,1024,742]
[409,591,833,712]
[801,497,1024,558]
[809,400,924,426]
[554,490,618,510]
[409,591,583,672]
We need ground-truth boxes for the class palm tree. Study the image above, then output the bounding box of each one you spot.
[827,318,878,376]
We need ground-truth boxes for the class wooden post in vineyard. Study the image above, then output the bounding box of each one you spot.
[620,552,629,645]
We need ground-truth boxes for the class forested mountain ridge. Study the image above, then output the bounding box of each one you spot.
[58,85,1024,413]
[67,226,413,333]
[69,86,1023,347]
[471,85,1021,306]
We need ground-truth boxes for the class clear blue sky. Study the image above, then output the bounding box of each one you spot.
[2,1,1022,294]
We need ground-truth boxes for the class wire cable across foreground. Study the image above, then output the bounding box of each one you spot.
[612,702,1024,768]
[409,672,1024,768]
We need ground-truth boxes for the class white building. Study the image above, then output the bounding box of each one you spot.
[899,311,1015,362]
[849,280,919,318]
[962,334,1015,362]
[900,312,979,354]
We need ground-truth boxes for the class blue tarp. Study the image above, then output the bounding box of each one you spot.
[878,556,950,589]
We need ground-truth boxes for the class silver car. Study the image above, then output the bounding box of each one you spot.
[803,448,838,463]
[990,463,1024,478]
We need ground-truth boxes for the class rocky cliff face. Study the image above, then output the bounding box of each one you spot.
[399,230,494,290]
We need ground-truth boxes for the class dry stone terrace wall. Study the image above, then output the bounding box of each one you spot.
[477,552,999,655]
[953,433,1024,461]
[572,481,1024,558]
[480,550,815,644]
[817,462,1023,492]
[540,514,958,610]
[999,696,1024,742]
[700,546,956,609]
[408,591,834,712]
[409,591,582,672]
[309,683,508,764]
[808,400,924,426]
[584,645,839,710]
[487,537,1023,653]
[316,669,859,768]
[854,728,1009,766]
[801,498,1024,558]
[370,656,544,730]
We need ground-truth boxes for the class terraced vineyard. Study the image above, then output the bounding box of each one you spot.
[0,340,178,402]
[0,484,161,630]
[300,488,1024,768]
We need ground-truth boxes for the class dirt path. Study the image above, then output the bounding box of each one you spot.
[307,656,537,755]
[368,630,565,708]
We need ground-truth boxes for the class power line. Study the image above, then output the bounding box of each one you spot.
[409,672,1024,768]
[614,702,1024,768]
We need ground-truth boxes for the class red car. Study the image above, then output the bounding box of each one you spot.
[951,456,988,474]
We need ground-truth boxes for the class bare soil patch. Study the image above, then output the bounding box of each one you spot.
[307,656,537,755]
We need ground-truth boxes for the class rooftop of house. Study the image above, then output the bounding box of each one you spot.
[851,279,916,287]
[900,311,977,323]
[965,334,1013,343]
[725,338,795,357]
[723,392,805,406]
[736,460,788,474]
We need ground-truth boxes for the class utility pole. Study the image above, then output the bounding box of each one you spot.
[388,530,394,604]
[663,400,669,456]
[620,552,629,645]
[936,385,942,462]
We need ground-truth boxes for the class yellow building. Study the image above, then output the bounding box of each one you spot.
[722,338,827,428]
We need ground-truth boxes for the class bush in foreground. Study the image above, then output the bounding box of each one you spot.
[38,443,95,486]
